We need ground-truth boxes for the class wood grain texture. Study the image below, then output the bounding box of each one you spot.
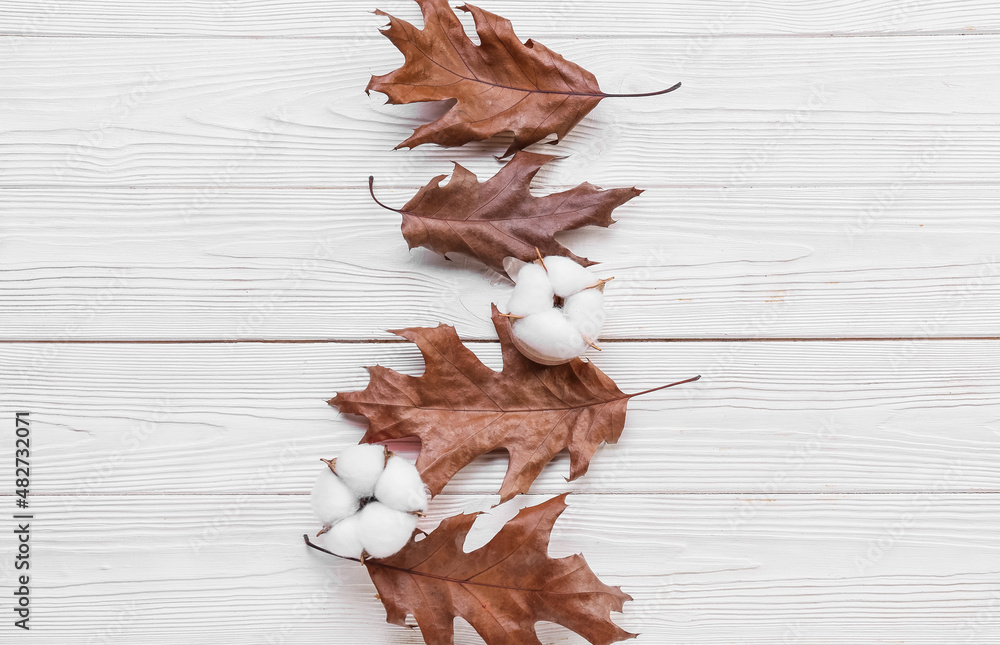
[2,0,999,37]
[4,1,998,642]
[1,36,998,188]
[3,187,999,340]
[1,494,997,644]
[1,341,997,495]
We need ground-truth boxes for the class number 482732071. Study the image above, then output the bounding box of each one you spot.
[15,412,30,508]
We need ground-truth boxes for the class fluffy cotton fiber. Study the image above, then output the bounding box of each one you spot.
[510,309,586,363]
[321,513,365,560]
[310,466,360,527]
[542,255,598,297]
[374,456,429,513]
[506,263,554,317]
[310,447,427,560]
[357,502,418,559]
[562,288,605,343]
[334,443,387,497]
[505,255,609,365]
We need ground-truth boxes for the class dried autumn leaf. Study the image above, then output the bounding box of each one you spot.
[367,0,680,154]
[330,305,699,502]
[366,493,635,645]
[369,151,641,275]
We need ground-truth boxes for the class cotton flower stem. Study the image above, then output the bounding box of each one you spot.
[368,176,403,213]
[303,533,363,563]
[584,276,614,291]
[534,247,547,272]
[586,340,602,351]
[628,375,701,399]
[499,313,525,320]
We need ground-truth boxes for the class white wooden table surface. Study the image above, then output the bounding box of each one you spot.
[2,1,999,643]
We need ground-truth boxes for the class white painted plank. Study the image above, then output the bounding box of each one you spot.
[1,0,998,37]
[1,36,997,187]
[3,187,999,340]
[1,341,997,495]
[2,2,996,643]
[2,494,998,643]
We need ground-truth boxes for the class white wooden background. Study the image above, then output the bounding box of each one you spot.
[2,1,999,643]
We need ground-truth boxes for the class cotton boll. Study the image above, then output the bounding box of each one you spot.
[563,289,606,343]
[335,443,387,497]
[542,256,597,297]
[512,310,588,365]
[374,456,428,513]
[358,502,418,559]
[506,263,555,317]
[321,514,365,560]
[497,254,609,364]
[311,466,360,527]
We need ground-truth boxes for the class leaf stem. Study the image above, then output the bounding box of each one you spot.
[628,374,701,398]
[368,175,403,213]
[303,533,362,563]
[602,81,682,99]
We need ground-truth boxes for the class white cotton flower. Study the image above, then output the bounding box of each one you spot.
[310,448,427,560]
[334,443,387,497]
[503,255,610,365]
[562,288,605,344]
[310,465,360,528]
[511,309,586,363]
[374,456,429,513]
[357,502,418,559]
[321,513,365,560]
[542,255,598,297]
[505,263,554,316]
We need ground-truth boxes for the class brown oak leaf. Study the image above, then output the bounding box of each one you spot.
[369,151,641,275]
[330,305,699,502]
[365,493,635,645]
[366,0,681,154]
